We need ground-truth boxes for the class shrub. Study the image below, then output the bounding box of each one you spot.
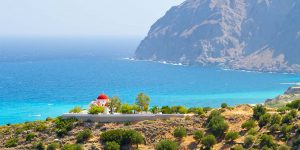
[121,103,133,114]
[171,106,188,114]
[35,123,47,132]
[280,124,293,139]
[277,106,291,114]
[101,129,144,147]
[282,114,293,124]
[258,113,271,128]
[173,127,187,140]
[54,117,77,137]
[161,106,172,114]
[201,134,217,149]
[155,139,178,150]
[207,115,229,137]
[259,134,275,149]
[242,120,256,130]
[221,103,228,108]
[61,144,83,150]
[33,142,45,150]
[278,144,291,150]
[269,124,280,133]
[253,105,266,120]
[5,138,18,148]
[123,129,144,147]
[203,107,212,112]
[286,99,300,110]
[270,114,282,125]
[293,136,300,149]
[88,105,104,114]
[193,130,204,143]
[225,132,239,142]
[233,145,245,150]
[69,106,82,113]
[289,109,297,118]
[150,106,160,114]
[244,135,255,148]
[47,142,60,150]
[26,133,36,141]
[247,128,258,135]
[101,129,124,144]
[105,141,120,150]
[76,129,92,143]
[207,110,221,123]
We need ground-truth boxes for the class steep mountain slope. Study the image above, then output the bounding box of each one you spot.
[135,0,300,73]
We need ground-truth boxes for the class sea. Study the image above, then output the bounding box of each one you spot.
[0,37,300,125]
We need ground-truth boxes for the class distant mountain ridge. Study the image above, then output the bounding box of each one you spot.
[135,0,300,73]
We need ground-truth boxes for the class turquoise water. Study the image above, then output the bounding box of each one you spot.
[1,38,300,125]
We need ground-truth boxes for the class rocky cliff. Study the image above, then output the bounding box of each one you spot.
[135,0,300,73]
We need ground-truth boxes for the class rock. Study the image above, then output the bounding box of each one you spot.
[135,0,300,73]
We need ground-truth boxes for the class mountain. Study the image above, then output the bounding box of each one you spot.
[135,0,300,73]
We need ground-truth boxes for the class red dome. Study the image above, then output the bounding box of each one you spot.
[97,94,109,100]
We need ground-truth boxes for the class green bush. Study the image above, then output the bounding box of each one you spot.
[155,139,178,150]
[47,142,60,150]
[225,131,239,142]
[33,142,45,150]
[173,127,187,139]
[269,124,280,133]
[54,117,77,137]
[221,103,228,108]
[26,133,36,141]
[258,113,271,128]
[233,145,245,150]
[253,105,266,120]
[282,114,293,124]
[278,144,291,150]
[88,105,104,114]
[244,135,255,148]
[280,124,293,139]
[293,136,300,149]
[5,138,18,148]
[76,129,92,143]
[247,128,258,135]
[201,134,217,149]
[35,123,47,132]
[259,134,275,149]
[150,106,160,114]
[207,115,229,137]
[203,107,212,112]
[270,114,282,125]
[207,110,221,123]
[170,106,188,114]
[289,109,297,118]
[105,141,120,150]
[242,120,256,130]
[61,144,83,150]
[286,99,300,110]
[277,106,291,114]
[101,129,144,146]
[69,106,82,113]
[161,106,172,114]
[121,103,133,114]
[193,130,204,143]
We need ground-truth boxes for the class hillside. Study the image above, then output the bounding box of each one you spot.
[1,103,299,150]
[135,0,300,73]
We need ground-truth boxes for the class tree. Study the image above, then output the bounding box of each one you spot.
[173,127,187,141]
[107,96,121,114]
[105,141,120,150]
[161,106,172,114]
[201,134,217,149]
[121,103,133,114]
[242,120,256,130]
[136,93,150,112]
[225,132,239,142]
[258,113,271,128]
[155,140,178,150]
[150,106,160,114]
[253,105,266,120]
[76,129,92,143]
[132,104,141,114]
[69,106,82,113]
[193,130,204,143]
[88,105,104,114]
[221,103,228,108]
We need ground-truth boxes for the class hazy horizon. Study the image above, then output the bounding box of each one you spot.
[0,0,184,37]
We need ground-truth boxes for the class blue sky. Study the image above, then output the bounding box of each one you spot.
[0,0,184,37]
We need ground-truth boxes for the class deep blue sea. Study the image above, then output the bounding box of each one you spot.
[1,37,300,125]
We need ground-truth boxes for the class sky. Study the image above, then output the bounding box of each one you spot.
[0,0,184,37]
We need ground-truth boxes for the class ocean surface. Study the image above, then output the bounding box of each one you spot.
[1,37,300,125]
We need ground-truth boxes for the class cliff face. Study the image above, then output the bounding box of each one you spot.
[135,0,300,73]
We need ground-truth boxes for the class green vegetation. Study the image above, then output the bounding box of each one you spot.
[155,139,178,150]
[233,145,245,150]
[5,138,18,148]
[221,103,228,108]
[270,114,282,125]
[253,105,267,120]
[55,117,77,137]
[101,129,144,148]
[260,134,275,149]
[244,135,255,148]
[201,134,217,149]
[150,105,160,114]
[33,142,45,150]
[188,107,204,115]
[121,103,133,114]
[47,142,60,150]
[225,131,239,142]
[136,92,151,112]
[69,106,82,113]
[76,129,92,143]
[258,113,271,128]
[286,99,300,110]
[206,110,229,137]
[105,141,120,150]
[193,130,204,143]
[26,133,36,141]
[61,144,83,150]
[88,105,104,114]
[173,127,187,140]
[242,120,256,130]
[161,106,172,114]
[107,96,121,114]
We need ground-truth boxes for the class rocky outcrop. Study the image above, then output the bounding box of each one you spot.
[265,86,300,107]
[135,0,300,73]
